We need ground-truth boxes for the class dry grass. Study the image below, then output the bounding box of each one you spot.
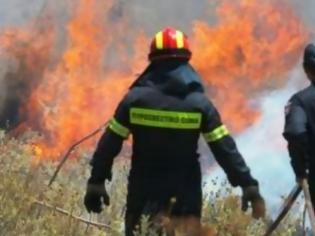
[0,131,302,235]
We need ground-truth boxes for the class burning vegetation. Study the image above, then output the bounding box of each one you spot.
[0,0,308,160]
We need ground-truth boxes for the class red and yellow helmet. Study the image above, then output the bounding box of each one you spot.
[149,27,192,61]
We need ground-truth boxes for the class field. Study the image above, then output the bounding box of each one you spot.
[0,131,302,235]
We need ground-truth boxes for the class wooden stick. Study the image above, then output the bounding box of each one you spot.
[85,214,93,233]
[33,200,114,231]
[48,122,108,187]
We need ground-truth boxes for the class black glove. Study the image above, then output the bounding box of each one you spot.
[84,183,110,213]
[242,186,266,219]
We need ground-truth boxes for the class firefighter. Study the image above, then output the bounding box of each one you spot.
[84,27,265,235]
[284,43,315,209]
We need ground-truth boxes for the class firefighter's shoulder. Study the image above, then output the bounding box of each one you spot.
[120,87,147,105]
[287,85,314,108]
[285,85,314,116]
[293,84,315,103]
[185,92,218,114]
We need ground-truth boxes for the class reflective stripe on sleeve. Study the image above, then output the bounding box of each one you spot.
[108,118,130,138]
[203,125,229,142]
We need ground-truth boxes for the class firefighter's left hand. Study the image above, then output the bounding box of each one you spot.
[241,186,266,219]
[84,183,110,213]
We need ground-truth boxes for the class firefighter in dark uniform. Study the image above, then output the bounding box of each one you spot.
[84,27,266,235]
[284,43,315,209]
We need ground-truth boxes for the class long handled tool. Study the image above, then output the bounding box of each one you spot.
[301,180,315,234]
[264,184,302,236]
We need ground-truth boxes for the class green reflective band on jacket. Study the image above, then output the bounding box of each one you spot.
[203,125,229,142]
[130,108,202,129]
[108,118,130,138]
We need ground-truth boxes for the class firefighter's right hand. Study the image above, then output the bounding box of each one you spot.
[84,183,110,213]
[241,186,266,219]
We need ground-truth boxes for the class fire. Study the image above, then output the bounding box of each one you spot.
[191,0,308,131]
[21,0,142,159]
[0,0,308,160]
[0,21,55,130]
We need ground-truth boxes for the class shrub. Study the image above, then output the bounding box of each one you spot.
[0,132,301,235]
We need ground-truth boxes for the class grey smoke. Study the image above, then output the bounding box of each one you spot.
[124,0,209,34]
[289,0,315,30]
[0,52,18,117]
[0,0,45,27]
[0,0,313,33]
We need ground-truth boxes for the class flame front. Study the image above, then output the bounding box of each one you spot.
[0,0,308,160]
[192,0,307,131]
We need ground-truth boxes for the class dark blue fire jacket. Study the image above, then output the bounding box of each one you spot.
[89,60,258,215]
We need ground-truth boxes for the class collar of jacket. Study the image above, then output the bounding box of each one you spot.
[130,60,205,96]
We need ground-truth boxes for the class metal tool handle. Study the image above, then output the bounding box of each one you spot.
[264,184,302,236]
[301,180,315,234]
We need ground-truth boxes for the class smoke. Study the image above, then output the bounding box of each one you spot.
[238,67,307,210]
[0,1,34,127]
[0,0,74,29]
[0,0,312,39]
[124,0,209,34]
[0,0,45,27]
[289,0,315,31]
[202,66,309,217]
[0,54,19,126]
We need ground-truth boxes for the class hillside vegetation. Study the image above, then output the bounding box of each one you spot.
[0,132,302,235]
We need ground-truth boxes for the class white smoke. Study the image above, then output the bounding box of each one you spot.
[203,66,309,218]
[237,67,307,211]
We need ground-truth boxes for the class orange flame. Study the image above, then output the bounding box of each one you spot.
[191,0,308,131]
[23,0,140,158]
[0,0,308,160]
